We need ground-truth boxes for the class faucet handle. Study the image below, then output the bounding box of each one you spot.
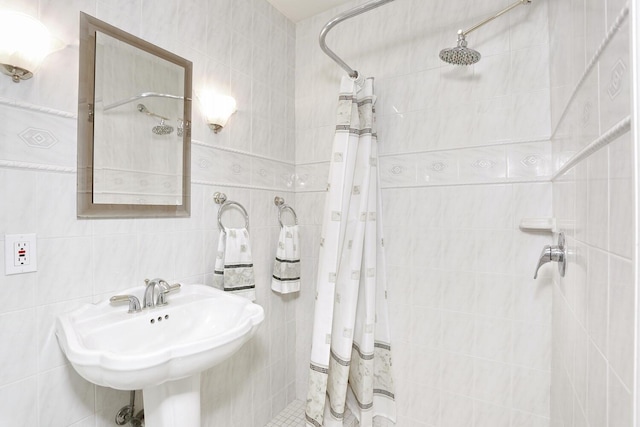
[533,232,567,279]
[156,282,181,306]
[533,245,552,279]
[110,295,142,313]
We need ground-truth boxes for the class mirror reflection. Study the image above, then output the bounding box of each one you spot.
[77,12,192,217]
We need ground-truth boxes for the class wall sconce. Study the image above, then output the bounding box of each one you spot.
[198,91,237,133]
[0,11,62,83]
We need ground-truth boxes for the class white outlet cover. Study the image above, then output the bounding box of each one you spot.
[5,234,37,275]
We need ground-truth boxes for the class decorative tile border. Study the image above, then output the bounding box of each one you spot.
[295,139,552,191]
[0,97,76,119]
[0,159,76,173]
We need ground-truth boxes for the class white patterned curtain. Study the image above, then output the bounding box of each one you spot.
[305,77,396,427]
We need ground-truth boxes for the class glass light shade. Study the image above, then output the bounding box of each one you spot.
[198,91,237,132]
[0,11,60,81]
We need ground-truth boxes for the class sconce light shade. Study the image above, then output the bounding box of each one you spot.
[198,91,237,133]
[0,11,61,83]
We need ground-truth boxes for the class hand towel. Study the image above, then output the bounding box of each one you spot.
[213,228,256,301]
[271,224,301,294]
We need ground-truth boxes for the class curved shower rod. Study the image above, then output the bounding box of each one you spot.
[319,0,396,79]
[320,0,532,73]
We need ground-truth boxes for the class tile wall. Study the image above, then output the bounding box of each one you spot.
[548,0,635,425]
[0,0,296,426]
[295,0,555,425]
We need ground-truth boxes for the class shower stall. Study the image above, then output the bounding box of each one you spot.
[293,0,637,425]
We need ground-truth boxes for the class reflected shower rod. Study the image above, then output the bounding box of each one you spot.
[103,91,185,111]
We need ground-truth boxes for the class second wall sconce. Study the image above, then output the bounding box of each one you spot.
[198,90,237,133]
[0,10,63,83]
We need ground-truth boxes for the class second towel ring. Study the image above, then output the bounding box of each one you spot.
[274,196,298,227]
[214,192,249,232]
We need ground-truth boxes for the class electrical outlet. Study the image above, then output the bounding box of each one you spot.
[5,234,37,275]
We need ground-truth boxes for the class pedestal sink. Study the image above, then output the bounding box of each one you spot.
[55,284,264,427]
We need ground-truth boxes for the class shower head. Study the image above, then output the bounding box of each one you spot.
[439,0,531,66]
[152,119,174,135]
[439,31,481,66]
[138,104,174,135]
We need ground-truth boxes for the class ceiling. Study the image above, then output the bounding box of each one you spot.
[266,0,353,22]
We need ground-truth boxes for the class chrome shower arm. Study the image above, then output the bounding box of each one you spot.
[319,0,396,78]
[461,0,531,37]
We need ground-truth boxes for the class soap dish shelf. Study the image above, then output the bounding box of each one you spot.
[519,217,556,232]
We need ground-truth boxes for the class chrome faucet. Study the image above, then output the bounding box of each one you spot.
[143,278,181,308]
[533,232,567,279]
[110,294,142,313]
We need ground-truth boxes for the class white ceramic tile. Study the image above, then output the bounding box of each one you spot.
[38,364,95,426]
[415,151,460,185]
[608,369,633,427]
[0,169,38,237]
[409,307,442,349]
[598,20,631,132]
[507,142,553,180]
[438,104,478,149]
[608,255,634,389]
[512,321,551,371]
[0,105,76,163]
[608,133,634,258]
[295,162,330,192]
[511,90,552,140]
[473,359,512,406]
[0,309,37,386]
[442,270,476,313]
[510,410,550,427]
[473,96,515,144]
[440,392,474,427]
[511,366,551,416]
[37,172,92,238]
[475,317,513,363]
[0,377,38,426]
[441,312,475,355]
[510,0,549,50]
[37,237,93,305]
[136,232,177,281]
[378,154,417,187]
[586,246,608,354]
[458,146,507,183]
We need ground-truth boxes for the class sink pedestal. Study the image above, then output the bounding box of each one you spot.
[143,375,201,427]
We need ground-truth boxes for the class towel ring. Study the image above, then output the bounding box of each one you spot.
[274,196,298,227]
[214,192,249,232]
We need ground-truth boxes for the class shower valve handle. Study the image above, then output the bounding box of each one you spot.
[533,232,566,279]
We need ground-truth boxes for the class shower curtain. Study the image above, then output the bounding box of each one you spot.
[305,77,396,427]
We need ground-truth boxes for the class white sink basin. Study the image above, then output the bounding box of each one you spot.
[56,284,264,427]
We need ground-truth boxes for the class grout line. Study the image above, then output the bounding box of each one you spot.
[192,180,295,193]
[192,140,296,166]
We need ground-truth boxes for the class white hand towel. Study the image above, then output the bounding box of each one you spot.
[213,228,256,301]
[271,225,300,294]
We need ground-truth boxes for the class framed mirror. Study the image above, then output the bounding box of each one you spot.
[77,12,192,218]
